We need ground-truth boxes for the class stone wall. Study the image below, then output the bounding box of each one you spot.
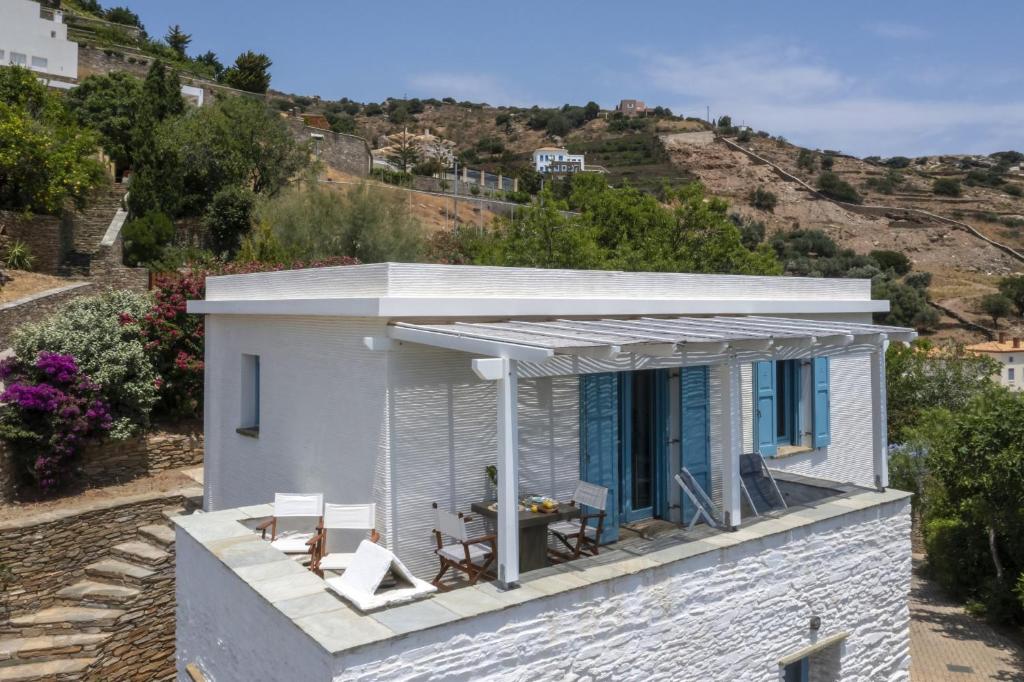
[287,120,371,177]
[80,421,204,487]
[0,210,66,274]
[0,492,192,617]
[76,43,152,80]
[0,282,95,349]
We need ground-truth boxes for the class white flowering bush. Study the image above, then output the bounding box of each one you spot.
[13,290,158,439]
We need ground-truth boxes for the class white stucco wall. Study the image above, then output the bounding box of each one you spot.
[329,497,911,681]
[203,316,391,524]
[0,0,78,78]
[175,530,332,682]
[386,342,580,577]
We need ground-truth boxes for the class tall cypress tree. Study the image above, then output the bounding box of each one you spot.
[127,61,185,218]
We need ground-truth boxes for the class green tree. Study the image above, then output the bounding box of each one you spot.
[385,132,420,173]
[202,186,255,257]
[66,71,143,166]
[127,61,186,217]
[872,276,939,331]
[820,154,835,170]
[933,177,962,197]
[255,182,425,263]
[583,101,600,121]
[103,6,143,29]
[545,114,571,137]
[223,51,273,94]
[886,341,1000,443]
[0,67,105,214]
[717,115,732,128]
[194,51,225,80]
[165,24,191,58]
[122,211,175,266]
[997,276,1024,317]
[980,293,1013,327]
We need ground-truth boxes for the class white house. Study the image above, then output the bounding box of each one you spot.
[178,263,914,681]
[967,336,1024,391]
[533,146,586,174]
[0,0,78,80]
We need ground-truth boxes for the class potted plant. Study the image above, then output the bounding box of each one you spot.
[485,465,497,501]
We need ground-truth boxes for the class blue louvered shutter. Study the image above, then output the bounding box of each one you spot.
[812,357,831,448]
[681,367,711,521]
[580,373,619,542]
[754,361,777,456]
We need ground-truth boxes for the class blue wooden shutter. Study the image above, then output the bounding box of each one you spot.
[812,357,831,448]
[681,367,711,521]
[753,361,777,456]
[580,373,619,542]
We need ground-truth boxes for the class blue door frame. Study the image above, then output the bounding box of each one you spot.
[619,369,669,522]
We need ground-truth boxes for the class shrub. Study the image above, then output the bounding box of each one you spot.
[796,149,816,172]
[748,186,778,212]
[816,172,862,204]
[202,186,255,258]
[870,250,912,276]
[924,516,992,601]
[933,177,962,197]
[123,212,175,266]
[13,291,159,439]
[1005,184,1023,197]
[0,352,112,490]
[864,169,903,195]
[4,241,35,271]
[545,114,571,137]
[820,154,835,170]
[905,271,932,290]
[885,156,912,169]
[137,273,205,419]
[872,276,939,331]
[737,128,751,143]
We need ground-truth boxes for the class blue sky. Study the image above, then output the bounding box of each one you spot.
[122,0,1024,157]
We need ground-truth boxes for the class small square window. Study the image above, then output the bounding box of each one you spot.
[31,56,48,69]
[238,354,260,436]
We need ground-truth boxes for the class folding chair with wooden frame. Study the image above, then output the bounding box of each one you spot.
[548,480,609,562]
[256,493,324,559]
[309,503,381,578]
[430,502,496,590]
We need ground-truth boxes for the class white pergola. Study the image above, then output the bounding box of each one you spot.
[372,315,915,589]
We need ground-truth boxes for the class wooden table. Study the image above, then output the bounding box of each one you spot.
[470,501,581,573]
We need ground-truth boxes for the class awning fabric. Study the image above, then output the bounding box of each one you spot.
[387,315,916,362]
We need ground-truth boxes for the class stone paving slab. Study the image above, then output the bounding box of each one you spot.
[909,555,1024,681]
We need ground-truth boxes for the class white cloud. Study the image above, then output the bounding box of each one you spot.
[407,72,536,106]
[866,22,930,40]
[641,43,1024,156]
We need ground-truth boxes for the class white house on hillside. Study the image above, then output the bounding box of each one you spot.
[967,335,1024,391]
[0,0,78,80]
[178,263,914,681]
[533,147,586,174]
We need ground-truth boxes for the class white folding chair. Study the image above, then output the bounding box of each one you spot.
[257,493,324,555]
[430,502,496,589]
[674,470,720,529]
[310,503,379,576]
[325,540,436,612]
[549,480,608,560]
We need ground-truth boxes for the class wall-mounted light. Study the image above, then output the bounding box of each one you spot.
[809,616,822,631]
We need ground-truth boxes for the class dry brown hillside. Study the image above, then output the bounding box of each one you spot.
[664,132,1024,341]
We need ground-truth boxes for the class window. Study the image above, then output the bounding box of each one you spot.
[1009,368,1016,382]
[31,56,48,69]
[0,50,5,61]
[238,354,260,436]
[754,357,830,456]
[783,657,809,682]
[10,52,27,66]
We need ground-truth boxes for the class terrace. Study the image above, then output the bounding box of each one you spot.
[175,477,911,679]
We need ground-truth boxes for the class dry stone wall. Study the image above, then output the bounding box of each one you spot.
[0,211,66,274]
[0,493,191,618]
[0,282,95,350]
[80,422,204,487]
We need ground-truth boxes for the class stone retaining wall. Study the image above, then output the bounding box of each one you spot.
[0,282,95,349]
[80,422,204,487]
[0,210,66,275]
[287,120,371,177]
[0,492,194,617]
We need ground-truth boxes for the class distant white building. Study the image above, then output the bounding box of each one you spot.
[533,147,585,174]
[0,0,78,80]
[967,336,1024,391]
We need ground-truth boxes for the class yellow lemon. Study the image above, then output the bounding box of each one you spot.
[530,504,538,513]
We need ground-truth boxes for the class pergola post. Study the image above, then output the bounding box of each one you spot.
[870,341,889,490]
[719,359,743,530]
[495,358,520,588]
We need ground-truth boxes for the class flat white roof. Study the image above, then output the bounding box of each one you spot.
[187,263,888,318]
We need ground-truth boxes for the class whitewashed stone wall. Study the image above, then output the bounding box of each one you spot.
[332,498,911,681]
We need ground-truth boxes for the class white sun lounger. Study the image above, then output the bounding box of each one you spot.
[324,540,436,612]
